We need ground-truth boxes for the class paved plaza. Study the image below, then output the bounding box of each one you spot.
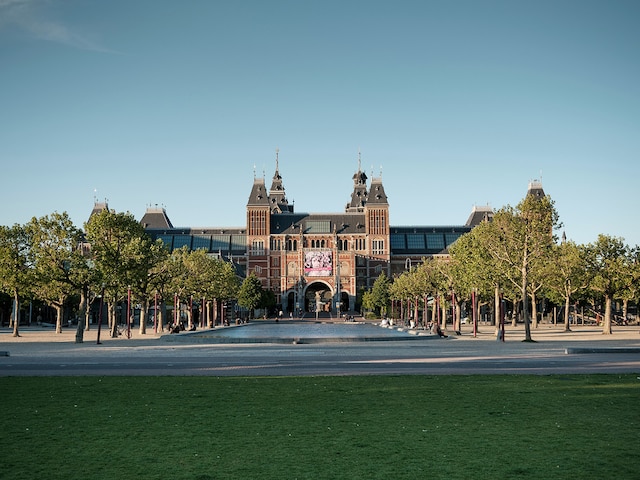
[1,321,639,376]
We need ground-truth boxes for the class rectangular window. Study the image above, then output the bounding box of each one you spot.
[211,235,230,252]
[230,235,246,252]
[445,233,462,247]
[390,234,406,250]
[406,234,425,249]
[372,239,385,255]
[426,234,445,250]
[172,235,192,249]
[192,235,211,251]
[306,220,331,233]
[251,240,264,255]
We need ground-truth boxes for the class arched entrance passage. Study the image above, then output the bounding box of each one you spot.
[303,281,332,313]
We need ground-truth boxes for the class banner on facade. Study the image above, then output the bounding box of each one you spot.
[304,250,332,277]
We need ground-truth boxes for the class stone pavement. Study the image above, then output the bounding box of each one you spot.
[1,322,640,376]
[1,321,639,351]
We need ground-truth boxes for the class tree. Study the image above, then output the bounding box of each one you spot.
[26,213,88,334]
[0,224,32,337]
[368,271,391,317]
[130,238,168,334]
[449,223,500,331]
[85,210,155,338]
[616,245,640,326]
[585,235,630,334]
[237,273,264,319]
[545,241,588,331]
[479,194,560,341]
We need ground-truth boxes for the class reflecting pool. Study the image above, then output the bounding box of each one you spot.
[162,321,430,344]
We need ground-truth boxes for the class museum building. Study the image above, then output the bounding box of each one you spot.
[114,155,499,315]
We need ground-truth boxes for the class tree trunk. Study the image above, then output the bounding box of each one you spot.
[530,292,538,329]
[55,303,64,334]
[522,268,533,342]
[602,295,613,335]
[109,303,118,338]
[158,302,166,332]
[494,285,500,333]
[139,298,149,335]
[563,295,571,332]
[76,288,87,343]
[12,292,20,337]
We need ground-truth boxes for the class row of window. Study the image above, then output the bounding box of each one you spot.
[390,232,463,251]
[156,234,246,253]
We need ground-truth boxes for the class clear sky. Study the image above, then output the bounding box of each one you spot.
[1,0,638,247]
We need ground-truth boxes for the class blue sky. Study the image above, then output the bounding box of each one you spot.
[1,0,638,247]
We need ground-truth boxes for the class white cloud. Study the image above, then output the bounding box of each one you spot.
[0,0,116,53]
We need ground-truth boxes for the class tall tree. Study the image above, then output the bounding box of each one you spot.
[545,241,589,331]
[26,213,88,334]
[130,237,168,334]
[237,273,264,319]
[479,194,560,341]
[585,235,630,334]
[0,224,32,337]
[369,271,391,317]
[85,210,154,338]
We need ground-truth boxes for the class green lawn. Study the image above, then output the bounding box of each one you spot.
[1,375,638,479]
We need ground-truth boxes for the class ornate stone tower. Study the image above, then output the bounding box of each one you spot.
[246,168,271,284]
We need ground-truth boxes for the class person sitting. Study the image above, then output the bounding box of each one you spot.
[433,323,448,338]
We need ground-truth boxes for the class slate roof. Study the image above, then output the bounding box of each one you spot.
[247,178,270,207]
[527,180,545,199]
[465,205,493,227]
[270,212,368,235]
[140,206,174,229]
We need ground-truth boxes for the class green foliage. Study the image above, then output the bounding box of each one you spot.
[237,272,264,317]
[585,235,632,333]
[0,224,32,336]
[364,271,391,315]
[26,212,89,332]
[1,375,638,480]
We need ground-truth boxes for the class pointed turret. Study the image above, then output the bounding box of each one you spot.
[346,150,368,212]
[268,148,293,213]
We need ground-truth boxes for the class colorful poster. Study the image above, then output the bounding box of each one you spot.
[304,250,332,277]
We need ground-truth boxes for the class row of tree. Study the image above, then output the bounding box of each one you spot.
[0,209,273,340]
[2,192,637,341]
[363,194,639,339]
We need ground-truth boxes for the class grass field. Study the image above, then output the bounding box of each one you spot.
[1,375,638,479]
